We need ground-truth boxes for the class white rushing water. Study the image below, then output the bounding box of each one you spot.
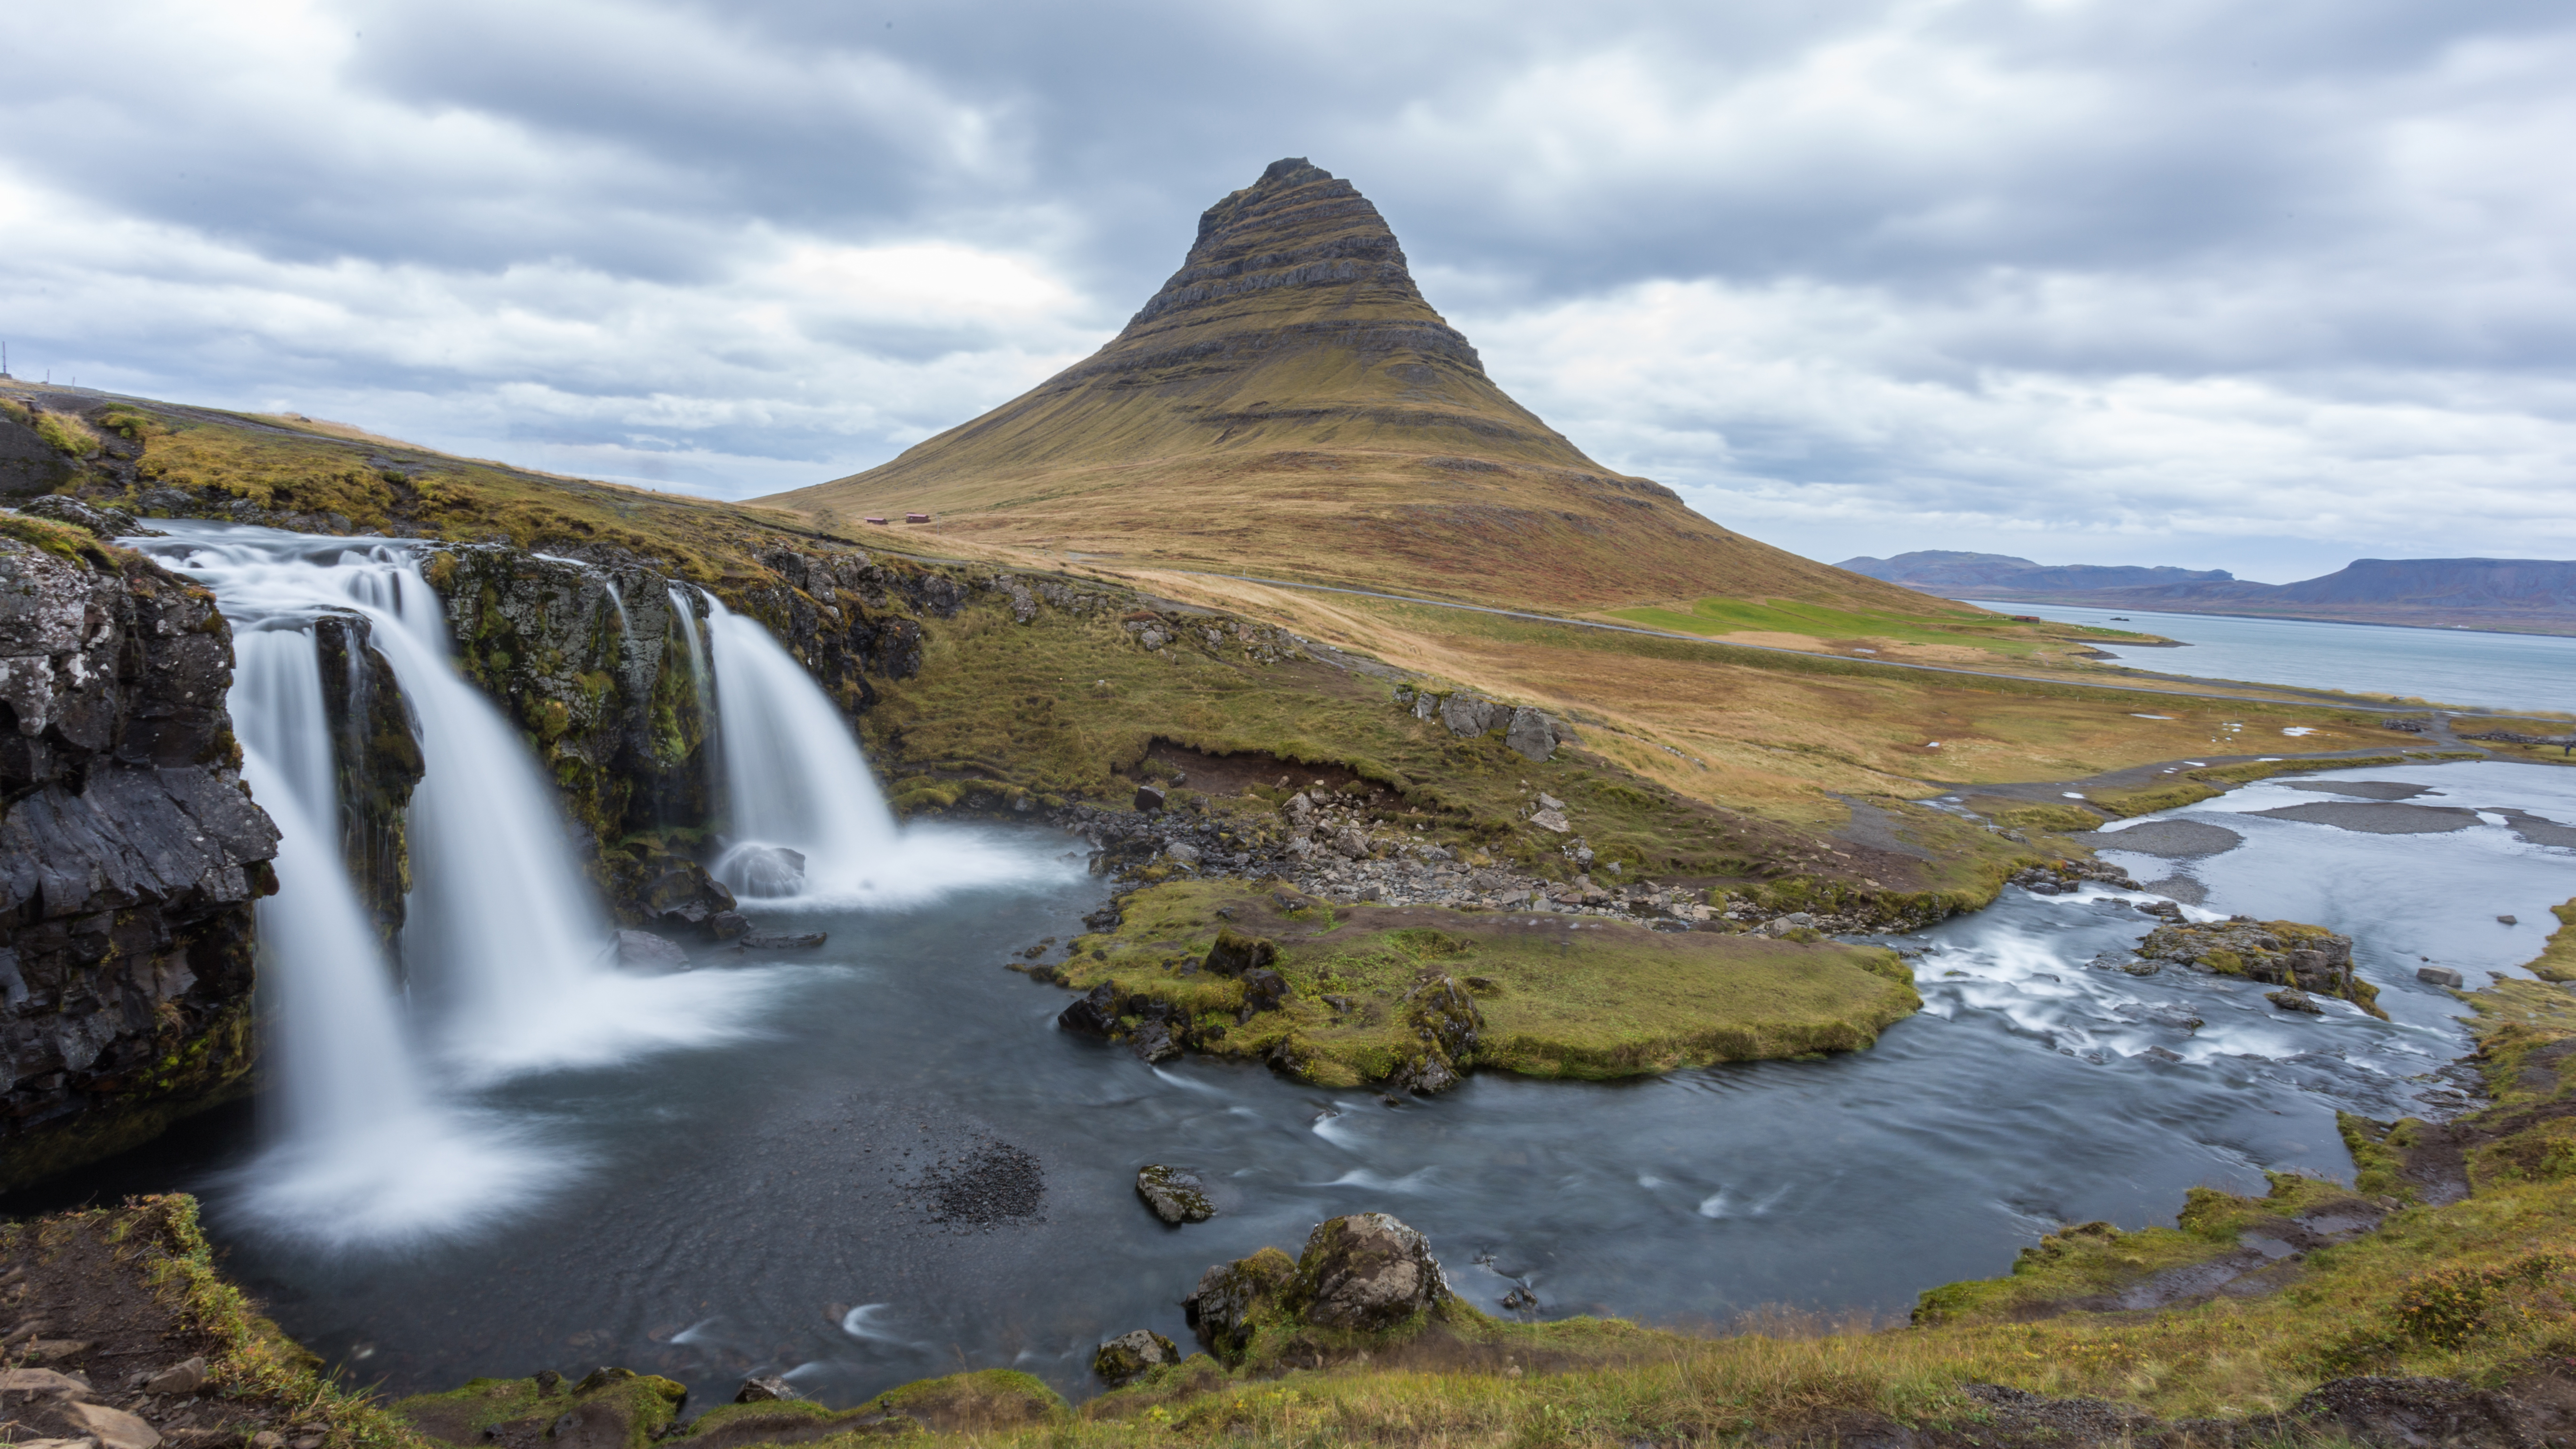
[701,595,1058,908]
[225,627,571,1242]
[137,523,784,1239]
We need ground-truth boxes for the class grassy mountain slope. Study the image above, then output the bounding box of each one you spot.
[759,159,1940,612]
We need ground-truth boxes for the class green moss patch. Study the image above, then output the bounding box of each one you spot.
[1047,878,1919,1087]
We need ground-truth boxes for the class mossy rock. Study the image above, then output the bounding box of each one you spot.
[394,1367,688,1449]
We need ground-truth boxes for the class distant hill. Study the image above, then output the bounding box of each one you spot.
[1837,550,2576,636]
[764,159,1935,613]
[1837,551,2237,594]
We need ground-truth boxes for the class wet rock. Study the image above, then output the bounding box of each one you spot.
[1202,927,1277,976]
[706,910,751,941]
[733,1376,799,1404]
[1082,902,1123,933]
[1058,982,1121,1036]
[728,845,808,898]
[1134,784,1166,812]
[2268,988,2323,1014]
[738,930,827,950]
[2419,965,2466,987]
[1296,1212,1451,1331]
[1240,968,1289,1014]
[1129,1020,1180,1063]
[633,856,738,939]
[1135,1165,1214,1224]
[1091,1329,1180,1387]
[614,930,689,974]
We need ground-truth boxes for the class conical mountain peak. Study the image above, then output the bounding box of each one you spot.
[765,162,1909,609]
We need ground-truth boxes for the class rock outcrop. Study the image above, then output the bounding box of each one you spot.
[0,530,279,1187]
[2138,917,2385,1018]
[310,612,420,956]
[1183,1212,1455,1364]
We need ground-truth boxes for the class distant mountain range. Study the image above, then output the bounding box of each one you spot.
[1836,550,2576,636]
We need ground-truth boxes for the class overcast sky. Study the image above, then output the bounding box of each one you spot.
[5,0,2570,581]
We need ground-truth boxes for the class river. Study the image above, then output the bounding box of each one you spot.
[33,760,2569,1408]
[1963,599,2576,715]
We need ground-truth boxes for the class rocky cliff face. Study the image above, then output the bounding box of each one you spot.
[312,612,422,958]
[0,524,280,1189]
[415,540,956,928]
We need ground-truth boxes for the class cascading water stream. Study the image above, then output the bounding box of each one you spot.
[134,522,781,1239]
[705,597,899,897]
[699,596,1064,907]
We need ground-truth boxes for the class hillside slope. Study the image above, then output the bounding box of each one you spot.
[763,159,1932,612]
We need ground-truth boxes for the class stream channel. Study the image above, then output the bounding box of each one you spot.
[31,528,2576,1410]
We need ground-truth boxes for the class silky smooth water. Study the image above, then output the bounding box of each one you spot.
[89,757,2560,1407]
[1964,599,2576,713]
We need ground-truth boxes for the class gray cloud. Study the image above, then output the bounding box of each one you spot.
[1,0,2569,576]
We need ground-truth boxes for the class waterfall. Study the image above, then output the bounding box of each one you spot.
[668,584,716,749]
[705,597,901,898]
[700,596,1061,908]
[224,626,569,1243]
[132,522,781,1240]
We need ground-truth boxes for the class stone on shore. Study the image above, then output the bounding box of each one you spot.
[734,1375,800,1403]
[1297,1212,1451,1331]
[1091,1329,1180,1387]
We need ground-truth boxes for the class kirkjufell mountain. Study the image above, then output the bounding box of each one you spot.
[765,158,1925,610]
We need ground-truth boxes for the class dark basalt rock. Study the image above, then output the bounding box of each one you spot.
[1202,926,1276,976]
[1182,1247,1297,1360]
[1135,1164,1214,1224]
[733,1375,799,1404]
[1133,783,1166,813]
[311,611,422,960]
[1057,982,1121,1036]
[0,538,281,1190]
[1239,968,1288,1014]
[1129,1019,1179,1063]
[19,495,141,538]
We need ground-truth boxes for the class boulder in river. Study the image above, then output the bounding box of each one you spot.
[1129,1020,1180,1063]
[2139,918,2385,1019]
[738,929,828,950]
[1091,1329,1180,1387]
[2268,988,2324,1014]
[2419,965,2466,987]
[1135,1164,1215,1224]
[729,845,808,898]
[1058,982,1121,1036]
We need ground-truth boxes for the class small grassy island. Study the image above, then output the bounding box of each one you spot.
[1036,878,1922,1088]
